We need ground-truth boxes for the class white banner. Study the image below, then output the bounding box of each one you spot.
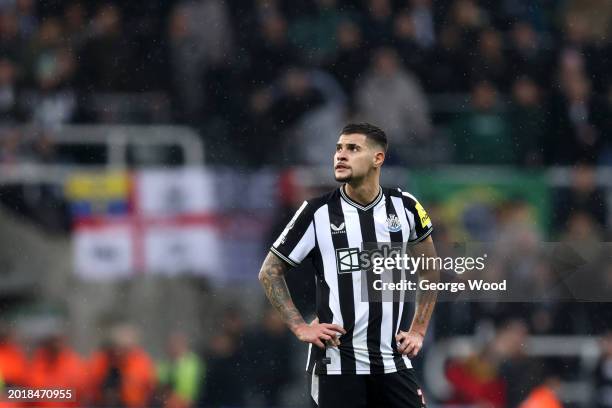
[74,223,133,281]
[144,225,222,277]
[135,167,215,215]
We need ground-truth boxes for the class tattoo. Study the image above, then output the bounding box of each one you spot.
[414,288,437,326]
[258,252,305,331]
[409,237,439,336]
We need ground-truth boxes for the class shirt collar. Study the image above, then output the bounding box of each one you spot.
[340,185,383,211]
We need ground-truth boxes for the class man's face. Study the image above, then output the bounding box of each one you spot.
[334,133,382,182]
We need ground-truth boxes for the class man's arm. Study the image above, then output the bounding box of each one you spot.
[258,252,345,348]
[396,235,439,357]
[258,251,305,332]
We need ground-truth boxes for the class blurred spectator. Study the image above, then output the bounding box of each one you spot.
[166,5,203,122]
[450,80,515,164]
[244,306,293,406]
[594,331,612,407]
[488,0,550,31]
[28,333,87,407]
[446,338,506,407]
[168,0,233,122]
[424,24,469,92]
[506,22,551,86]
[62,2,88,47]
[31,130,56,163]
[407,0,436,49]
[494,200,544,297]
[0,127,21,164]
[519,375,563,408]
[549,72,607,164]
[90,342,125,407]
[0,11,22,63]
[509,77,547,165]
[362,0,394,48]
[22,18,76,127]
[23,17,62,85]
[288,0,346,65]
[78,4,133,92]
[15,0,37,38]
[249,13,298,88]
[0,324,27,387]
[553,165,607,235]
[157,331,203,408]
[327,20,367,99]
[447,0,486,45]
[392,11,428,80]
[356,47,431,161]
[0,58,22,123]
[470,28,509,90]
[559,13,591,70]
[431,0,486,90]
[198,308,247,408]
[558,9,610,92]
[560,210,604,244]
[182,0,233,68]
[89,324,156,408]
[495,320,543,407]
[562,0,612,46]
[30,47,77,127]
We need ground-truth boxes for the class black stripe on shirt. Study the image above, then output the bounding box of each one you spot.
[358,208,385,374]
[327,196,356,374]
[385,193,409,372]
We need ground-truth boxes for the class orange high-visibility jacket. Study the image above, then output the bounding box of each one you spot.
[0,342,27,386]
[519,385,563,408]
[89,347,156,408]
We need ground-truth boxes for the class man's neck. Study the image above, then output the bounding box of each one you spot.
[344,180,380,206]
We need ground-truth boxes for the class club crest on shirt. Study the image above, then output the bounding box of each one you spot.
[386,214,402,232]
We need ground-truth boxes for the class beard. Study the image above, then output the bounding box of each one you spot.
[335,173,352,182]
[334,168,353,182]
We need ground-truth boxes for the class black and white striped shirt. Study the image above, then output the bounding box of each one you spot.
[271,185,433,375]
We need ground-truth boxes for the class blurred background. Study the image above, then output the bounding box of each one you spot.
[0,0,611,407]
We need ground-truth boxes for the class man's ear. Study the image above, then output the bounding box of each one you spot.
[373,151,385,168]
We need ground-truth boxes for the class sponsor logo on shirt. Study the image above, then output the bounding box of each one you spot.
[330,222,346,235]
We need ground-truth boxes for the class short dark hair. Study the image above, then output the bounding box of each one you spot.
[340,123,388,151]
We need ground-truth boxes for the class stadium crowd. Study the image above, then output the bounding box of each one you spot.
[1,0,612,407]
[0,0,611,166]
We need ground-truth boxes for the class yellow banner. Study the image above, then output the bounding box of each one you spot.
[65,171,129,201]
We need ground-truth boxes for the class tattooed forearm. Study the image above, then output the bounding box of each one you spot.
[414,287,437,327]
[258,252,305,332]
[409,236,439,336]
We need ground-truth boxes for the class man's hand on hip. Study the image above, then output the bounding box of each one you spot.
[294,317,346,349]
[396,330,424,358]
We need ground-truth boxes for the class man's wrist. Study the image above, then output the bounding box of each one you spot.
[290,321,308,336]
[408,328,426,338]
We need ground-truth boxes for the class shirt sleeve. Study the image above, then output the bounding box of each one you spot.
[402,192,433,243]
[270,201,316,267]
